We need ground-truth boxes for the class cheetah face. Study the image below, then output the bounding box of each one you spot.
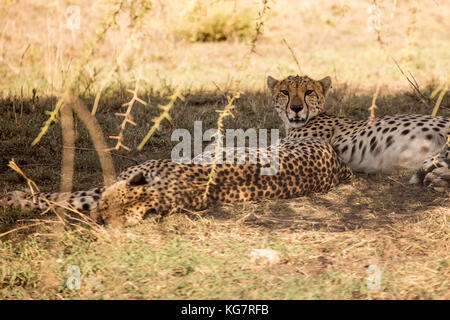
[94,172,153,226]
[267,75,331,130]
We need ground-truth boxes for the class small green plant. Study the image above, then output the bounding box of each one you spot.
[175,0,258,42]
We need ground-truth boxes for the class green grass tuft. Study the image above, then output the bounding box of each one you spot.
[174,1,258,42]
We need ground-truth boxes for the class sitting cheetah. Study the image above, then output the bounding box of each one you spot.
[2,138,352,226]
[267,75,449,192]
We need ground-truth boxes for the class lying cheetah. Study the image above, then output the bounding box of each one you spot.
[267,75,449,192]
[2,138,352,226]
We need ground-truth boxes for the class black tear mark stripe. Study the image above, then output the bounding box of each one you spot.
[284,91,291,111]
[303,98,311,123]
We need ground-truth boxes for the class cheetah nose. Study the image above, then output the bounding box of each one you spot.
[290,105,303,113]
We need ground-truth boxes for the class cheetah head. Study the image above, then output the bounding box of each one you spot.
[267,75,331,130]
[92,172,156,227]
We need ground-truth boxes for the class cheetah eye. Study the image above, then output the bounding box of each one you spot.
[280,90,289,96]
[305,90,314,96]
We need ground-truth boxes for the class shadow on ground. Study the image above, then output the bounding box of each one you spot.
[207,172,448,232]
[1,87,448,235]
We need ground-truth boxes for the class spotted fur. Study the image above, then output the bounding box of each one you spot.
[267,75,450,191]
[2,138,352,226]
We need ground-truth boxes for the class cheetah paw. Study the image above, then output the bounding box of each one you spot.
[423,167,450,193]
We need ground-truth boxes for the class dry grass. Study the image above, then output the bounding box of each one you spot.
[0,0,448,94]
[1,86,448,299]
[0,0,449,299]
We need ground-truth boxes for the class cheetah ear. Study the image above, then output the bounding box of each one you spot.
[127,172,147,186]
[267,75,279,93]
[319,76,332,95]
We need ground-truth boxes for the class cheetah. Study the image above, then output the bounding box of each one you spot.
[267,74,449,192]
[2,138,352,226]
